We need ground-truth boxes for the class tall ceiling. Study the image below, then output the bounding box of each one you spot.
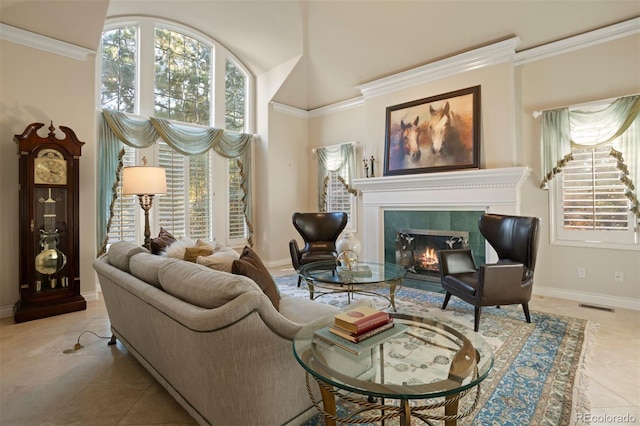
[2,0,639,110]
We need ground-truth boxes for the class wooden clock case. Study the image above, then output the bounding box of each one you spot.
[14,122,86,322]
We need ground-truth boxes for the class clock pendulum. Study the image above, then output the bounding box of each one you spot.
[35,188,68,288]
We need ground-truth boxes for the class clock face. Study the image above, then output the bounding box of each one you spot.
[34,149,67,185]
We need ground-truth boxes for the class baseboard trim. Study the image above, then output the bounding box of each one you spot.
[82,291,100,302]
[264,258,295,269]
[0,304,14,319]
[0,291,101,319]
[533,286,640,311]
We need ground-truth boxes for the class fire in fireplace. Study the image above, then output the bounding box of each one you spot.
[395,228,469,282]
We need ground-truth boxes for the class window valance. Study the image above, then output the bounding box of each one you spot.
[315,143,357,211]
[97,110,254,255]
[540,95,640,220]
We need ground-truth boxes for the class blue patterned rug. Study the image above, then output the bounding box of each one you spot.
[276,274,597,426]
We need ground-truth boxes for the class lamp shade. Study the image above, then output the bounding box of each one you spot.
[122,166,167,195]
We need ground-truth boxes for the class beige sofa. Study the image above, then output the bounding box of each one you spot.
[93,241,341,425]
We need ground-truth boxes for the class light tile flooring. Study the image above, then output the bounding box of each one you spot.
[1,270,639,425]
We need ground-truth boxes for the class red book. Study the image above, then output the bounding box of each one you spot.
[330,320,395,343]
[333,316,394,336]
[333,306,390,334]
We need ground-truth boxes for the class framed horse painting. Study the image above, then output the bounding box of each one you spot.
[383,85,481,176]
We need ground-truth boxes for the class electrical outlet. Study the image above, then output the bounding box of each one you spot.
[577,267,586,279]
[614,271,624,283]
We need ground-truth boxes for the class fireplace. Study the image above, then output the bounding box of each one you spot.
[396,228,470,282]
[353,166,531,265]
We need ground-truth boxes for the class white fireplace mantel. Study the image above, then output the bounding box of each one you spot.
[353,166,531,262]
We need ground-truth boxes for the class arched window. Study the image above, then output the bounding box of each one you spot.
[99,18,253,251]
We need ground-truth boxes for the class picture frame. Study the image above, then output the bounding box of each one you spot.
[383,85,481,176]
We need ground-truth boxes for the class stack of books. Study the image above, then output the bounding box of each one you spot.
[336,264,373,278]
[329,306,393,343]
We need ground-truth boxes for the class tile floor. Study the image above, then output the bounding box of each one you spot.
[1,269,638,425]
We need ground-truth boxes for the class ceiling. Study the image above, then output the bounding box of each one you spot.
[2,0,639,110]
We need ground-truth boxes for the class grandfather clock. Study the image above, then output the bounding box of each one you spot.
[14,122,86,322]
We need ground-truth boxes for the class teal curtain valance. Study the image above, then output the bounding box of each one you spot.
[97,110,254,255]
[540,95,640,220]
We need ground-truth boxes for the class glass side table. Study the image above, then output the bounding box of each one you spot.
[298,260,407,311]
[293,311,494,426]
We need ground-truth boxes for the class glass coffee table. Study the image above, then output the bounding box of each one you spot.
[298,260,407,311]
[293,312,493,426]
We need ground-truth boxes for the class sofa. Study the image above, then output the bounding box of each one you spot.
[93,241,343,425]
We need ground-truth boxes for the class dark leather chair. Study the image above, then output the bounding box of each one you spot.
[289,212,348,287]
[437,213,540,332]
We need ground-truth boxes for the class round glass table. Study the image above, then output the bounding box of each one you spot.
[293,311,494,426]
[298,260,407,311]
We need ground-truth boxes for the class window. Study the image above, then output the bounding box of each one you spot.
[325,170,355,228]
[319,145,357,231]
[106,146,137,243]
[101,18,252,247]
[228,158,247,241]
[101,26,136,113]
[547,98,639,250]
[225,60,249,242]
[553,145,635,245]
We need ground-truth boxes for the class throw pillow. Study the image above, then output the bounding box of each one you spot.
[184,246,215,263]
[150,227,177,255]
[196,247,240,273]
[165,237,196,259]
[232,246,280,311]
[195,239,220,251]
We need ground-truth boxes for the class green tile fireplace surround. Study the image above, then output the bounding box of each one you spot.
[354,167,530,291]
[383,210,486,274]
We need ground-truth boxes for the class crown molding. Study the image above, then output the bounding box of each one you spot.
[308,96,365,118]
[265,18,639,119]
[271,96,365,119]
[0,23,95,61]
[514,17,640,66]
[271,102,309,118]
[355,37,521,99]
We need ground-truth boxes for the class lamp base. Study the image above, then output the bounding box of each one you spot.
[137,194,155,251]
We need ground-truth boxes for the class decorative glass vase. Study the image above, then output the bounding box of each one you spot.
[336,232,362,258]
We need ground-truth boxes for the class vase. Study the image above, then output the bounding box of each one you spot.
[336,232,362,258]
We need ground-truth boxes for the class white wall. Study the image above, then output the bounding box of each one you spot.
[517,34,640,307]
[309,62,521,250]
[0,41,98,313]
[262,106,309,265]
[306,35,640,309]
[361,63,518,170]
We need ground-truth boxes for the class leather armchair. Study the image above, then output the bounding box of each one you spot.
[437,213,540,332]
[289,212,348,286]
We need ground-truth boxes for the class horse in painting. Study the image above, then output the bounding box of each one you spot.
[400,116,421,161]
[426,101,472,160]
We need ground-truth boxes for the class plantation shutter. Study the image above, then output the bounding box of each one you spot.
[188,153,213,240]
[327,169,352,220]
[562,146,630,231]
[158,141,186,237]
[228,158,246,240]
[107,146,138,243]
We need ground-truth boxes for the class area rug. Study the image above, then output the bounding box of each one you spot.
[276,274,598,426]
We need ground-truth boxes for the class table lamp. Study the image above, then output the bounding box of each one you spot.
[122,158,167,250]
